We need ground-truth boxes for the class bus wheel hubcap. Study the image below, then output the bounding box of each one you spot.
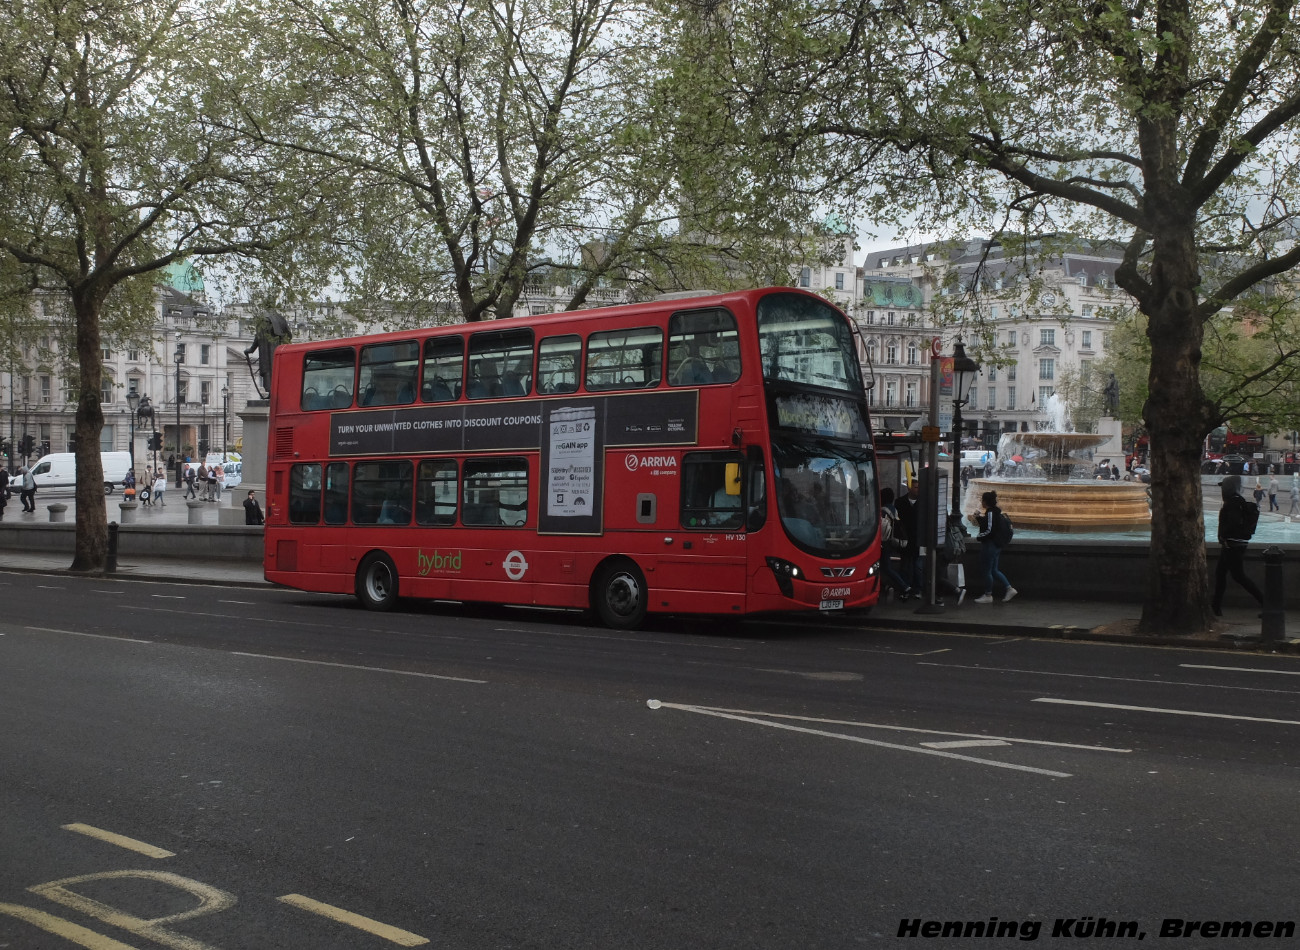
[608,573,640,615]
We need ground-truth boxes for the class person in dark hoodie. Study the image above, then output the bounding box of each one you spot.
[1212,474,1263,617]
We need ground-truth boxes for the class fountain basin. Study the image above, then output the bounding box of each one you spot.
[968,477,1151,532]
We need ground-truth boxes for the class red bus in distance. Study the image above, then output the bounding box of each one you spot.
[263,288,882,628]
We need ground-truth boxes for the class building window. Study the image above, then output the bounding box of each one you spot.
[1082,330,1092,348]
[178,379,188,403]
[1078,275,1088,286]
[101,346,112,361]
[987,388,996,411]
[885,342,899,365]
[1039,385,1054,405]
[40,376,52,403]
[906,341,919,365]
[865,310,875,325]
[799,267,811,288]
[201,380,212,405]
[128,349,139,361]
[200,344,211,365]
[887,311,897,326]
[1082,305,1093,318]
[1040,329,1055,346]
[1008,330,1017,346]
[835,272,844,290]
[1039,358,1055,380]
[1007,386,1016,410]
[100,377,112,405]
[176,343,186,363]
[1008,364,1017,381]
[905,380,918,407]
[885,380,898,406]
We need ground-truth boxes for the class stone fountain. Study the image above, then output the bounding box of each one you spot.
[965,396,1151,532]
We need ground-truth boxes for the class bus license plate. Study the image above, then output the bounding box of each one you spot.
[819,599,844,610]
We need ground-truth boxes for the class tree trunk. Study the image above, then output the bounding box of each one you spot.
[1138,224,1217,634]
[69,291,108,573]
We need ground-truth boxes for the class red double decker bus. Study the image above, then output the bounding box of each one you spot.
[263,288,882,628]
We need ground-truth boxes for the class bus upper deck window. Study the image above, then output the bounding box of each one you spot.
[537,335,581,395]
[422,336,464,402]
[668,308,739,386]
[358,341,419,407]
[301,348,356,411]
[585,327,663,392]
[468,329,534,399]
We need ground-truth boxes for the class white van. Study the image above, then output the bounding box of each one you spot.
[25,451,133,494]
[960,449,997,469]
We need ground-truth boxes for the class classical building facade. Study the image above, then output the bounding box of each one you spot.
[860,237,1127,443]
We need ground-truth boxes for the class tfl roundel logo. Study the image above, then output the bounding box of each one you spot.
[625,453,640,471]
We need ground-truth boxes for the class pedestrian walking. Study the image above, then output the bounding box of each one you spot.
[153,471,167,507]
[214,463,225,502]
[0,468,8,519]
[19,465,37,512]
[243,489,265,525]
[968,489,1017,604]
[184,464,198,498]
[1253,478,1265,509]
[878,487,914,600]
[1289,473,1300,517]
[1212,475,1263,617]
[1268,474,1279,511]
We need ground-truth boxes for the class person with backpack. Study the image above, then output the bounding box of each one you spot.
[878,487,915,600]
[1212,474,1263,617]
[968,489,1017,604]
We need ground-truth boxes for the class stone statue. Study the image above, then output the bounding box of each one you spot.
[244,311,291,395]
[1104,372,1120,416]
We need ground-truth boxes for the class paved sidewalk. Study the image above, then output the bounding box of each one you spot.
[2,490,1297,652]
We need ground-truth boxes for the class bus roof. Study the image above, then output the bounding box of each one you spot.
[274,287,838,353]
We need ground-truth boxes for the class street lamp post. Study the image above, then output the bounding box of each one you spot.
[125,390,141,472]
[949,340,980,521]
[174,348,183,486]
[221,385,229,462]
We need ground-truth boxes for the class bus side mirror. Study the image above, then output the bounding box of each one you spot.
[724,462,742,496]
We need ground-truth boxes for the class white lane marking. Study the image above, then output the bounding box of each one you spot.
[921,739,1012,749]
[655,704,1130,752]
[838,646,954,656]
[1181,663,1300,677]
[61,823,174,859]
[218,600,256,605]
[1034,697,1300,726]
[647,701,1073,777]
[36,585,64,590]
[233,652,487,684]
[150,594,185,600]
[920,661,1300,695]
[279,894,429,946]
[25,627,152,644]
[753,668,863,681]
[91,589,125,594]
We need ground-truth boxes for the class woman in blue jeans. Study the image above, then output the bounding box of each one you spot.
[968,489,1018,604]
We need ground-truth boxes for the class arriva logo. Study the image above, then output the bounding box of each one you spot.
[624,453,678,471]
[418,550,462,576]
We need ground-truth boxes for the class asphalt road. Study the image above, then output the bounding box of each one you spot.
[1,570,1297,949]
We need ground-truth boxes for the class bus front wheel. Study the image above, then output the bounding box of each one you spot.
[593,559,648,630]
[356,553,399,611]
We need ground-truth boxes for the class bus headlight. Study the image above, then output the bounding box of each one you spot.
[765,557,804,598]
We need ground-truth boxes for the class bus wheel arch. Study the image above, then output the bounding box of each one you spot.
[355,551,400,611]
[591,557,649,630]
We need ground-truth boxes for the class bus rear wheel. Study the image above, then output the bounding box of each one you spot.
[356,553,399,611]
[593,559,648,630]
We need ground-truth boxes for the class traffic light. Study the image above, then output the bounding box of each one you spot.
[149,433,163,451]
[19,434,35,458]
[198,439,209,456]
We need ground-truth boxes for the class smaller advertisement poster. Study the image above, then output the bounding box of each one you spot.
[547,405,596,518]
